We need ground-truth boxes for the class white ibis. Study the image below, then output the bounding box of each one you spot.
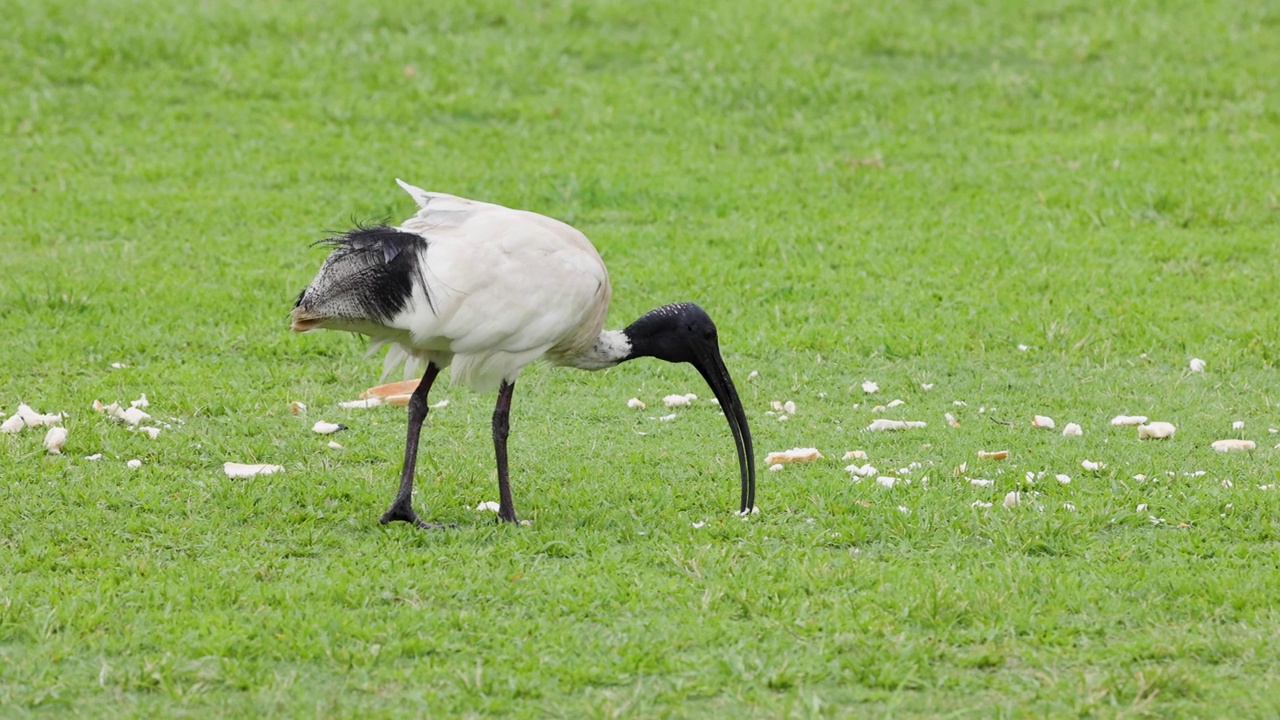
[291,179,755,528]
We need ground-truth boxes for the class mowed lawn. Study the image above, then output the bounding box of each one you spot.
[3,0,1280,715]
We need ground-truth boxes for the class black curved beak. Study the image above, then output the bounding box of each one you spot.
[691,350,756,515]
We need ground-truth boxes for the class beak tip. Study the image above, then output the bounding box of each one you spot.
[693,351,756,516]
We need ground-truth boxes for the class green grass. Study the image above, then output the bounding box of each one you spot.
[4,0,1280,715]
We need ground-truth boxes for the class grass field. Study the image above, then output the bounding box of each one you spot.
[4,0,1280,716]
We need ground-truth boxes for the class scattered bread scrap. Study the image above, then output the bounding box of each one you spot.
[866,419,926,431]
[1137,422,1176,440]
[360,379,420,399]
[339,398,383,409]
[93,400,150,426]
[44,427,68,454]
[11,404,64,429]
[311,421,346,435]
[18,405,60,427]
[1211,439,1255,452]
[223,462,284,478]
[765,447,822,464]
[977,450,1009,460]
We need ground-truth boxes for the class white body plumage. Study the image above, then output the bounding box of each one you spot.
[296,179,619,392]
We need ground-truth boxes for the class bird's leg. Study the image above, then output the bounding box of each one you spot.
[379,362,445,529]
[492,380,519,523]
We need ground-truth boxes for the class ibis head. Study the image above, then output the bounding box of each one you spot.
[621,303,756,514]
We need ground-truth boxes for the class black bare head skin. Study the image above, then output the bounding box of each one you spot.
[623,302,719,364]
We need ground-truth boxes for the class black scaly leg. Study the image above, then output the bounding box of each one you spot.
[379,363,444,529]
[493,380,519,523]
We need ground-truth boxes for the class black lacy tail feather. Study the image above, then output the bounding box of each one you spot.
[318,225,434,321]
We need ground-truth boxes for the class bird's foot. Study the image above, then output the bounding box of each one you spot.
[496,503,519,524]
[379,503,449,530]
